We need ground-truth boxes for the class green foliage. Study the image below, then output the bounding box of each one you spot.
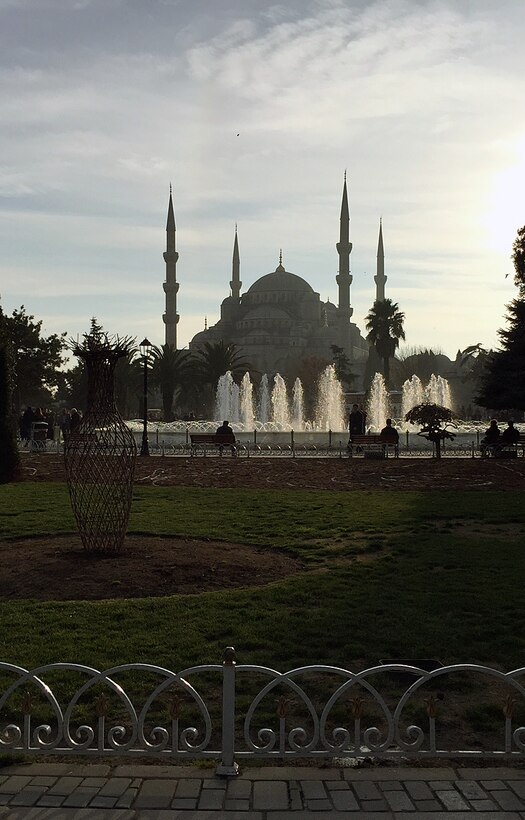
[477,227,525,412]
[194,341,250,388]
[330,345,355,389]
[0,302,67,409]
[365,299,405,387]
[0,342,19,483]
[149,344,192,420]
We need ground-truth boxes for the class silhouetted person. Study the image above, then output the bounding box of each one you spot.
[70,408,81,435]
[20,406,34,443]
[216,420,234,436]
[380,418,399,443]
[501,420,520,444]
[349,404,365,437]
[481,418,500,455]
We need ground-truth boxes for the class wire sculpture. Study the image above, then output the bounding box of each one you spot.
[64,331,137,554]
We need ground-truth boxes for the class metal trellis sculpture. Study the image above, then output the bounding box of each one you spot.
[64,332,137,554]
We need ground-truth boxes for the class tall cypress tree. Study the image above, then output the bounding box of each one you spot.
[477,226,525,412]
[0,317,20,482]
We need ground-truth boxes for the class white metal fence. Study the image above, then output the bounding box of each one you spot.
[2,649,525,775]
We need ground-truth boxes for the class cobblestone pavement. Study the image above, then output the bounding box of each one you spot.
[2,764,525,817]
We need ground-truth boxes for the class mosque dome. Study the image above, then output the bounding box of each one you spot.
[246,263,314,295]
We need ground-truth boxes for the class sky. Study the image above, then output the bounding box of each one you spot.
[1,0,524,363]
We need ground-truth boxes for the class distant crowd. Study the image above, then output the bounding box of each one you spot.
[18,406,83,443]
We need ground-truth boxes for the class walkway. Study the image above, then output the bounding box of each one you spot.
[1,763,525,817]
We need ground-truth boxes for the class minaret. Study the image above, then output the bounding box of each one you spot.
[230,224,241,299]
[374,218,387,302]
[336,173,353,320]
[162,186,179,348]
[336,174,353,358]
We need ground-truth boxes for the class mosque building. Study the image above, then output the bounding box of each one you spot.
[162,177,387,389]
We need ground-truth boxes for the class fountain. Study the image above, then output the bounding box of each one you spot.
[316,365,345,432]
[239,372,255,430]
[258,374,271,424]
[271,373,291,429]
[291,378,305,431]
[367,373,389,432]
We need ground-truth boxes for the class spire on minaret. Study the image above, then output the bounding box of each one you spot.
[162,187,180,348]
[336,173,353,321]
[230,224,241,300]
[276,248,285,272]
[204,316,208,330]
[374,218,387,302]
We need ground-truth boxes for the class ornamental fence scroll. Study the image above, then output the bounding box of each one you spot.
[2,650,525,775]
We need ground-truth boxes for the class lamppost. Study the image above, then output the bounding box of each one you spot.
[139,338,152,457]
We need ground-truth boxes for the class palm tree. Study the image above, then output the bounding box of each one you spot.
[194,341,251,389]
[365,298,405,388]
[149,345,192,421]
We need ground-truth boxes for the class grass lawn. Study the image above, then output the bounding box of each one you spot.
[1,483,525,672]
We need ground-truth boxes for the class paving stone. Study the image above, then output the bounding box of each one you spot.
[134,778,177,809]
[330,788,360,810]
[429,779,453,790]
[327,781,352,791]
[9,786,48,806]
[436,789,471,811]
[512,782,525,799]
[253,780,288,810]
[353,781,382,800]
[197,788,225,809]
[301,780,327,799]
[414,798,443,811]
[379,780,404,790]
[245,766,340,780]
[0,763,71,776]
[202,777,227,789]
[225,798,251,810]
[383,789,415,811]
[226,779,251,799]
[459,767,525,780]
[47,776,84,795]
[392,814,522,820]
[28,777,57,787]
[481,779,507,789]
[405,781,434,800]
[62,787,101,807]
[492,789,525,810]
[171,797,198,808]
[174,779,202,798]
[35,794,66,807]
[289,779,302,810]
[306,798,333,811]
[344,766,457,781]
[360,799,389,811]
[89,796,118,808]
[115,787,138,808]
[268,813,390,820]
[79,777,108,788]
[0,798,12,806]
[456,779,489,800]
[0,775,32,793]
[470,798,499,810]
[113,764,214,779]
[98,777,132,797]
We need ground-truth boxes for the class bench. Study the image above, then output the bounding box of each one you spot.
[190,433,237,456]
[481,434,525,459]
[348,434,399,459]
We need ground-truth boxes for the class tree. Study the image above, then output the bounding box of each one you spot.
[194,341,250,389]
[365,298,405,388]
[405,402,456,459]
[150,345,192,421]
[0,322,20,482]
[0,303,67,409]
[330,345,355,389]
[477,226,525,412]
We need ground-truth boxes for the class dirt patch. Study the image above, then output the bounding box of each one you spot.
[0,534,303,601]
[18,452,525,491]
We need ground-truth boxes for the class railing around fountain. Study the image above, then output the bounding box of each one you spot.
[2,649,525,775]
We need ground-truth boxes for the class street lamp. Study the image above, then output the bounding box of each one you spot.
[139,338,152,457]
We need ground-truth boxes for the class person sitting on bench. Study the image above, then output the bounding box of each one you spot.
[481,418,500,456]
[501,420,520,445]
[216,420,234,437]
[379,418,399,445]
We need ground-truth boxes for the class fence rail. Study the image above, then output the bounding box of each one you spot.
[2,650,525,775]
